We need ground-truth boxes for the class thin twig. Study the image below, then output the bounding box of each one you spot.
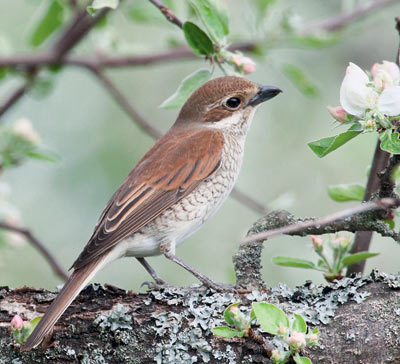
[148,0,183,29]
[0,8,110,120]
[230,188,268,215]
[0,84,28,118]
[90,67,163,138]
[0,43,256,70]
[302,0,398,34]
[0,222,68,281]
[241,198,400,244]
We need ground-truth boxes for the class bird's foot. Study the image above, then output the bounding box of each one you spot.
[201,280,237,293]
[141,279,170,291]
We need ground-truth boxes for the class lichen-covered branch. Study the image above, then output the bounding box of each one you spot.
[0,272,399,363]
[233,199,399,288]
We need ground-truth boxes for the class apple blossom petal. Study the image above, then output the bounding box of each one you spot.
[382,61,400,81]
[340,63,377,117]
[378,85,400,116]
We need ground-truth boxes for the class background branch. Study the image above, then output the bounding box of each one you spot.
[149,0,183,29]
[302,0,398,34]
[0,222,68,281]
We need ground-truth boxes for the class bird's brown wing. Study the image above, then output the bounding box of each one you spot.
[72,128,224,270]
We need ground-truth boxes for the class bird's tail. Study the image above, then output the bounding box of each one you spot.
[21,254,107,351]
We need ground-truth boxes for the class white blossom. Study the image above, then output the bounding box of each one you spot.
[13,118,41,145]
[339,62,400,117]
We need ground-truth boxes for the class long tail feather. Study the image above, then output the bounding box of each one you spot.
[21,255,107,351]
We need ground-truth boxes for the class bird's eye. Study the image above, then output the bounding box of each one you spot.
[225,97,241,109]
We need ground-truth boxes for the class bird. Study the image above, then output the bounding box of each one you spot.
[21,75,281,351]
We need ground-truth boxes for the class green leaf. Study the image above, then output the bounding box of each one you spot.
[189,0,229,43]
[249,309,256,323]
[24,317,42,340]
[383,219,395,229]
[87,0,119,14]
[308,124,362,158]
[342,252,379,267]
[183,22,214,56]
[160,69,212,109]
[29,0,65,47]
[327,184,365,202]
[272,256,316,270]
[292,314,307,333]
[0,67,7,80]
[252,302,289,335]
[25,149,59,163]
[380,131,400,154]
[212,326,238,338]
[294,355,312,364]
[282,64,319,97]
[223,302,241,326]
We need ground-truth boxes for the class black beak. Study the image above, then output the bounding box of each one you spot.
[248,85,282,107]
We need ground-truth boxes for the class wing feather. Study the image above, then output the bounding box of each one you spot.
[72,128,224,270]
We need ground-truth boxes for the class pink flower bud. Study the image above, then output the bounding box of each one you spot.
[310,235,323,249]
[327,106,347,122]
[10,315,23,330]
[277,326,288,335]
[241,57,256,74]
[308,333,319,343]
[286,331,306,349]
[230,306,240,314]
[271,349,281,361]
[232,55,243,67]
[243,63,256,74]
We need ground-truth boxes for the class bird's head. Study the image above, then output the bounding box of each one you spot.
[175,76,281,134]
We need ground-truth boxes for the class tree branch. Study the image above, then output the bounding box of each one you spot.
[0,222,68,281]
[90,67,164,138]
[346,17,400,276]
[0,84,28,118]
[0,43,256,70]
[301,0,398,34]
[241,198,400,244]
[1,274,400,363]
[148,0,183,29]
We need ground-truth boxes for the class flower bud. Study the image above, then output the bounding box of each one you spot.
[308,333,319,343]
[277,325,289,335]
[232,55,243,67]
[10,315,23,330]
[327,106,347,122]
[310,235,323,251]
[286,331,306,349]
[271,349,281,361]
[371,61,400,90]
[13,118,41,145]
[231,55,256,74]
[242,57,256,74]
[333,235,351,250]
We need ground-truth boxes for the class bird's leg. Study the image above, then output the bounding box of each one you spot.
[160,241,233,292]
[136,257,167,285]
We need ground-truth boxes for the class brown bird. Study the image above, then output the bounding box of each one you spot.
[21,76,281,351]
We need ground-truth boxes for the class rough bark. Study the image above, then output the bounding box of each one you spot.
[1,271,399,364]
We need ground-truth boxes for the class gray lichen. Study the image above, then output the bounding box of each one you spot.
[94,303,132,332]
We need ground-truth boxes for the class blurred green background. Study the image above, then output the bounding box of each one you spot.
[1,0,400,291]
